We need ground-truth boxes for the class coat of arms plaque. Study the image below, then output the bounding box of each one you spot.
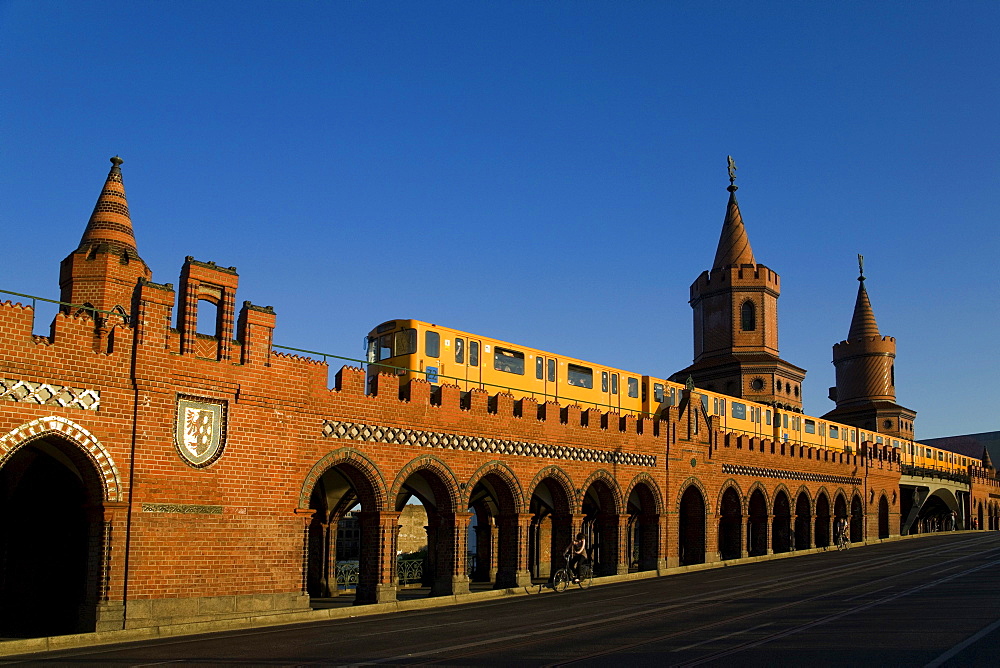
[174,397,226,467]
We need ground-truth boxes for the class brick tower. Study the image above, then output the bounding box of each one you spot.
[671,158,806,411]
[823,256,916,438]
[59,156,152,320]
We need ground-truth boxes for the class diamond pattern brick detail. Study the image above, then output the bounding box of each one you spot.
[0,378,101,411]
[320,418,657,468]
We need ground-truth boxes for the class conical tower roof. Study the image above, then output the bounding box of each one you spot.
[847,259,880,340]
[78,156,139,255]
[983,447,995,471]
[712,184,756,270]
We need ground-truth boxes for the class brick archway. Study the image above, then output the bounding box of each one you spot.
[625,473,664,572]
[0,415,122,502]
[527,466,576,581]
[299,447,388,511]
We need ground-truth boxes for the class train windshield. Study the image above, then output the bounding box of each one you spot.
[366,328,417,362]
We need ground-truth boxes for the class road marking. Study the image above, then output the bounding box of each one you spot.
[672,622,773,652]
[924,617,1000,668]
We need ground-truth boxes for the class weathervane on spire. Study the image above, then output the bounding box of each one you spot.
[858,253,865,281]
[727,155,737,185]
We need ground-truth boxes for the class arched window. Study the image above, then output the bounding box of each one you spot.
[741,300,756,331]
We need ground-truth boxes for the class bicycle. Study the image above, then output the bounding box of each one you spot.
[835,528,851,551]
[552,556,593,592]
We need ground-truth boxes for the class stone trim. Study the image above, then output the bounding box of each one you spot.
[322,419,657,468]
[0,377,100,410]
[722,463,860,487]
[0,415,122,501]
[141,503,224,514]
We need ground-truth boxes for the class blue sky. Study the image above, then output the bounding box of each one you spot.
[1,2,997,440]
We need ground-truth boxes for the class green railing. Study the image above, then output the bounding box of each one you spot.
[271,343,660,419]
[0,288,130,326]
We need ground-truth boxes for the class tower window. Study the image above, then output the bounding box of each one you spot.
[741,300,756,331]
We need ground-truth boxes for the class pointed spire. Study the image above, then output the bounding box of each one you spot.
[78,156,139,255]
[847,254,880,340]
[712,156,756,270]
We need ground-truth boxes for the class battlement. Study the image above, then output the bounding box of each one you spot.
[690,263,780,299]
[832,335,896,360]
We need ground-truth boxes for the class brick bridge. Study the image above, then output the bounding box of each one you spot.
[0,158,990,639]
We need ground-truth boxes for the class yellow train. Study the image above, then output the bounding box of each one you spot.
[365,319,979,472]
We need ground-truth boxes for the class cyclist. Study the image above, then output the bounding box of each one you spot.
[564,532,587,583]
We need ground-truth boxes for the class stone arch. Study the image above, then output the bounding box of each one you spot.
[677,478,707,566]
[298,447,387,511]
[772,486,793,554]
[745,481,771,513]
[528,465,578,511]
[794,487,813,550]
[0,415,122,502]
[746,484,769,557]
[624,473,665,572]
[676,476,710,510]
[715,479,744,515]
[814,488,832,548]
[625,473,665,516]
[718,484,743,560]
[578,468,624,516]
[466,460,525,514]
[526,466,576,581]
[389,455,461,512]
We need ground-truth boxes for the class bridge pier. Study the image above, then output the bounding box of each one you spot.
[355,511,400,605]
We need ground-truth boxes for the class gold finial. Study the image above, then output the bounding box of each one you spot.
[858,253,865,281]
[727,155,737,185]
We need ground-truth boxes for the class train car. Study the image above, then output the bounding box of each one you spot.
[365,319,654,416]
[364,319,984,470]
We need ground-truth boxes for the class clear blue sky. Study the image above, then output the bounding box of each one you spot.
[1,2,997,440]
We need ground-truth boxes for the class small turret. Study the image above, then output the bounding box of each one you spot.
[824,256,915,438]
[60,156,152,319]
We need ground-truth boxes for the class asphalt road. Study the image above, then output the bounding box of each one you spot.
[5,533,1000,667]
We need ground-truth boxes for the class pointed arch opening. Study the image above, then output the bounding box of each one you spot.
[679,484,706,566]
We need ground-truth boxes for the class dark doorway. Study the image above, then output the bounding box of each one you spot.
[794,492,812,550]
[815,494,831,548]
[718,487,742,560]
[772,491,792,554]
[878,495,890,539]
[747,489,768,557]
[0,441,98,638]
[678,486,705,566]
[850,495,864,542]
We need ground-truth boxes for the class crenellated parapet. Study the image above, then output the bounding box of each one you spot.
[690,263,781,299]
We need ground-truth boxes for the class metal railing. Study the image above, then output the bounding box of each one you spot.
[0,288,131,328]
[334,559,423,590]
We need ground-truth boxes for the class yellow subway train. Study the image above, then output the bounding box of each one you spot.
[365,319,979,472]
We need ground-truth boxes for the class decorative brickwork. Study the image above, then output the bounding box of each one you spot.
[0,377,100,410]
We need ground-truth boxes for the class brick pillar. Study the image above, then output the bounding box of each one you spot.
[93,502,128,632]
[217,288,237,361]
[639,512,665,573]
[494,513,532,588]
[326,517,340,597]
[355,511,400,605]
[706,513,720,563]
[600,512,628,576]
[766,514,775,555]
[431,511,472,596]
[665,508,680,568]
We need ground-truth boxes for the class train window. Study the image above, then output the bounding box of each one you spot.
[602,372,609,392]
[536,357,544,380]
[548,359,556,382]
[805,420,816,434]
[819,424,826,437]
[568,364,593,388]
[376,321,396,334]
[469,341,479,367]
[669,387,676,405]
[713,398,719,414]
[875,436,883,444]
[628,377,638,398]
[366,337,378,363]
[765,410,771,426]
[851,430,856,443]
[396,329,417,357]
[654,383,664,403]
[611,373,619,395]
[380,334,393,360]
[731,402,746,419]
[829,425,839,439]
[783,414,789,429]
[494,347,525,375]
[455,337,465,364]
[721,399,726,415]
[424,331,440,358]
